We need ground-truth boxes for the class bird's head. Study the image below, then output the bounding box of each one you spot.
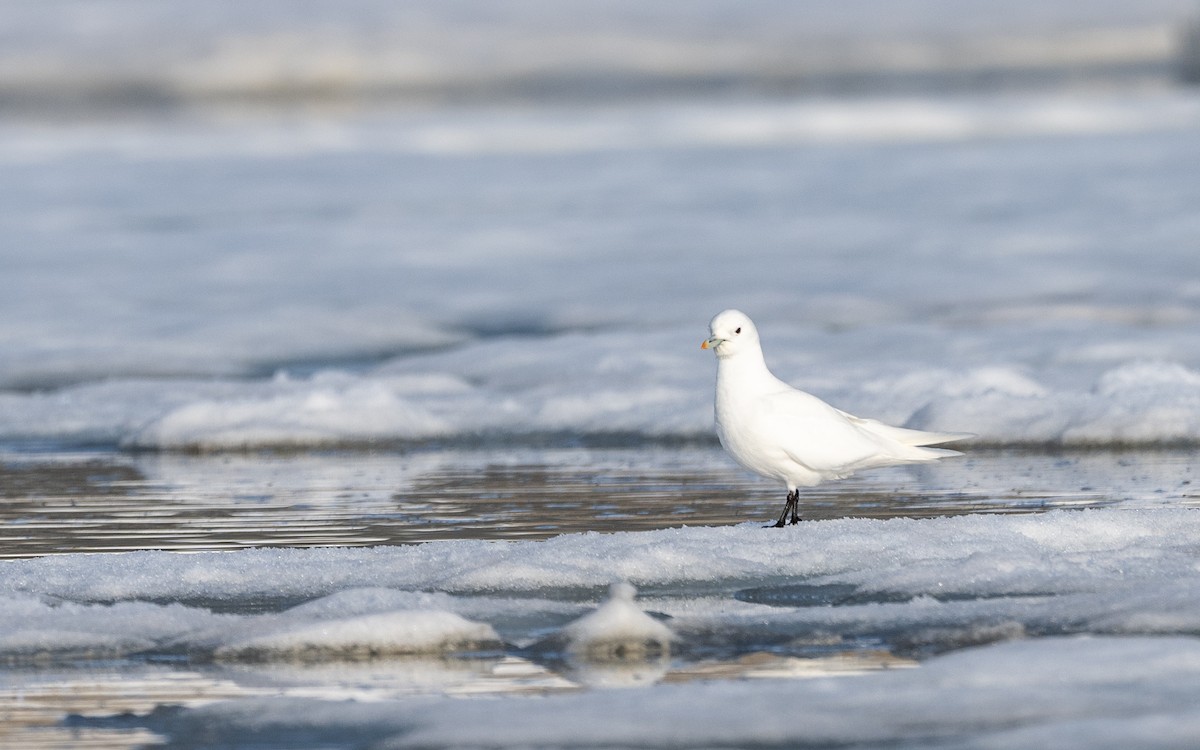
[701,309,759,358]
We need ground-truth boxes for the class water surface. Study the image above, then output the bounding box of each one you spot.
[4,445,1192,558]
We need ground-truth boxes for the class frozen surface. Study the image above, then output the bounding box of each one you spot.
[2,0,1193,113]
[4,508,1200,659]
[208,594,502,662]
[5,509,1200,747]
[557,582,674,657]
[306,637,1200,748]
[169,637,1195,749]
[2,91,1200,450]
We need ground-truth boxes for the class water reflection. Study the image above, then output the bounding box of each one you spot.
[2,649,917,749]
[0,447,1196,558]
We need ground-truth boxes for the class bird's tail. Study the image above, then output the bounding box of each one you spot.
[841,413,975,448]
[911,445,965,459]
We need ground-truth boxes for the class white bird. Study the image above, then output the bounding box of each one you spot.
[701,309,970,527]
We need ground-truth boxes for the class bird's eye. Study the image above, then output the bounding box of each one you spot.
[735,327,741,334]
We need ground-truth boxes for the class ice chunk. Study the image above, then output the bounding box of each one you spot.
[214,610,502,662]
[169,588,506,662]
[520,582,675,687]
[560,582,674,661]
[0,595,228,661]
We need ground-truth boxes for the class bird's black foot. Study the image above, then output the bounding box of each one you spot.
[767,490,801,528]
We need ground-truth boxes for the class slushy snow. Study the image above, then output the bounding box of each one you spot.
[7,509,1200,747]
[4,509,1200,662]
[559,582,674,658]
[2,90,1200,451]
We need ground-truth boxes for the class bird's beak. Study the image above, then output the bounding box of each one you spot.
[701,336,722,350]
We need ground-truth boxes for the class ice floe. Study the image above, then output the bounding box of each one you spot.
[4,509,1200,666]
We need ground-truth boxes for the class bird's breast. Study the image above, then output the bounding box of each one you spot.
[715,394,786,475]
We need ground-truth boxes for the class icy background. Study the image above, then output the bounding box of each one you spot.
[4,1,1200,747]
[4,92,1200,450]
[0,1,1199,450]
[7,509,1200,747]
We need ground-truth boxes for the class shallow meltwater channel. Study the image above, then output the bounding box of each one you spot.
[2,446,1193,557]
[2,446,1199,749]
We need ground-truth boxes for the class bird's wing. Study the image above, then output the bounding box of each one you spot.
[754,388,889,476]
[836,411,975,447]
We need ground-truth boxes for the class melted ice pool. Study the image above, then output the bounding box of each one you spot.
[2,446,1200,748]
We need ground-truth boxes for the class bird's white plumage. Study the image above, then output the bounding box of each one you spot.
[702,309,969,493]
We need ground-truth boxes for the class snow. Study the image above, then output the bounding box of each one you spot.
[558,582,674,658]
[5,509,1200,744]
[3,0,1193,119]
[213,610,500,662]
[4,509,1200,662]
[3,88,1200,450]
[10,340,1200,451]
[0,596,223,659]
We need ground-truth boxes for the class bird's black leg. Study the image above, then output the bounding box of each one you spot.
[768,490,798,528]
